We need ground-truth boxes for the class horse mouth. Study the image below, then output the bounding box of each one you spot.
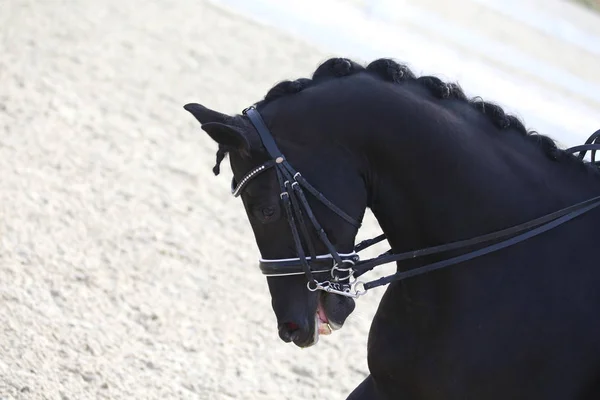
[317,298,341,335]
[296,296,343,348]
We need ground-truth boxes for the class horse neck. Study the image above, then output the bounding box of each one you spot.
[362,118,600,253]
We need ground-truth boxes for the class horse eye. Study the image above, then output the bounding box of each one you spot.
[262,206,275,218]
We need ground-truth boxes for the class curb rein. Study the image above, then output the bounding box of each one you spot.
[233,106,600,298]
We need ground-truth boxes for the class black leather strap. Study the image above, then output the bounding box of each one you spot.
[362,198,600,290]
[259,253,359,275]
[287,181,318,262]
[353,194,600,277]
[279,171,314,282]
[566,144,600,162]
[244,107,285,160]
[566,129,600,161]
[354,234,387,252]
[293,172,361,228]
[259,258,334,276]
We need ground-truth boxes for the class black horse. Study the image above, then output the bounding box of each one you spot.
[185,58,600,399]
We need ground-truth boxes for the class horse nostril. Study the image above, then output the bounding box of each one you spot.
[278,322,300,342]
[285,322,299,331]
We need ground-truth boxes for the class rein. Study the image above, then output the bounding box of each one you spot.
[235,106,600,298]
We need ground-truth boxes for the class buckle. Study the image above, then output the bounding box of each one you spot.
[242,105,256,115]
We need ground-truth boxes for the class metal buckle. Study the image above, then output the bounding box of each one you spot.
[242,105,255,115]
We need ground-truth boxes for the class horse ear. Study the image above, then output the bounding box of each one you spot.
[184,103,250,151]
[200,122,250,151]
[184,103,227,124]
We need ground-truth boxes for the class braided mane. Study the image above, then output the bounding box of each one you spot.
[214,57,587,175]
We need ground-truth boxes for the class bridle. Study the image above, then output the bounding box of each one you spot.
[233,106,362,296]
[232,106,600,298]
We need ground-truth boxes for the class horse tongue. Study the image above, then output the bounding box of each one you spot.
[317,302,329,324]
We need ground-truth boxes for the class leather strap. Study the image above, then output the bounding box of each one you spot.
[566,129,600,161]
[354,194,600,277]
[244,107,285,159]
[362,198,600,290]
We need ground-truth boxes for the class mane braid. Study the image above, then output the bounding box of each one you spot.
[213,57,599,177]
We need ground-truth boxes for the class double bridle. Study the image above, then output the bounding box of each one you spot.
[232,106,600,298]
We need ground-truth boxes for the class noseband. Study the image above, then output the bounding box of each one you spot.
[234,106,600,298]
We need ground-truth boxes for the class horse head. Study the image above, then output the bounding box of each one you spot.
[184,62,371,346]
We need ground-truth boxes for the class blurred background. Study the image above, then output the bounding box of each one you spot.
[1,0,599,399]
